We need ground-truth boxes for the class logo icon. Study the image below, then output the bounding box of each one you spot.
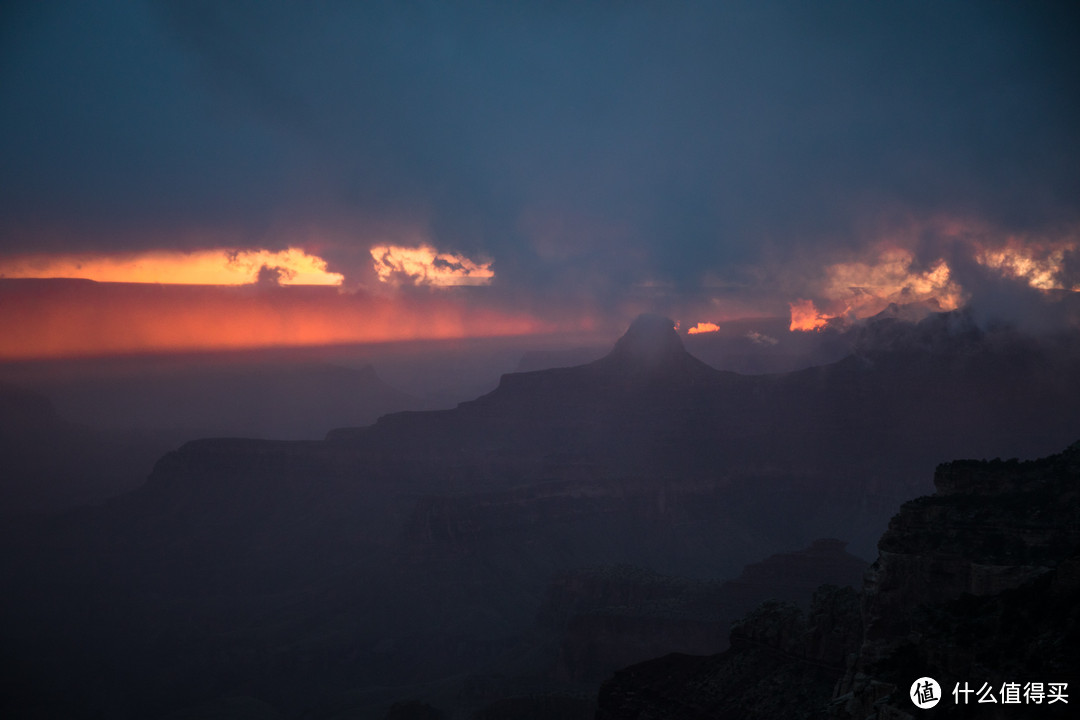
[911,677,942,709]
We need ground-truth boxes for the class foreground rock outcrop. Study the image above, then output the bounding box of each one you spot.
[596,441,1080,719]
[834,441,1080,719]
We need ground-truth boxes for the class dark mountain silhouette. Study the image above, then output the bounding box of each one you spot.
[322,311,1080,558]
[0,382,185,513]
[512,315,847,377]
[0,360,419,514]
[515,346,608,373]
[603,313,703,371]
[2,312,1079,718]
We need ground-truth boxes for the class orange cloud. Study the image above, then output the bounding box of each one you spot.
[686,322,721,335]
[788,246,966,331]
[974,238,1079,291]
[0,248,344,286]
[789,299,829,332]
[370,245,494,286]
[821,249,964,316]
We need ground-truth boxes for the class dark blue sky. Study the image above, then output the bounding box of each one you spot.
[2,0,1079,319]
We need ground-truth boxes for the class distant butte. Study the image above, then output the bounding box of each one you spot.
[585,314,720,384]
[606,314,685,367]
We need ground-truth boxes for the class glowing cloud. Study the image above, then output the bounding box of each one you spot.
[821,249,964,316]
[789,246,966,331]
[0,248,344,286]
[686,322,721,335]
[789,299,830,332]
[370,245,494,286]
[974,239,1079,291]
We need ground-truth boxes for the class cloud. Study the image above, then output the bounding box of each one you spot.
[777,219,1080,332]
[745,331,778,346]
[789,299,829,332]
[973,238,1080,291]
[686,322,720,335]
[370,245,494,287]
[256,264,286,286]
[821,248,965,317]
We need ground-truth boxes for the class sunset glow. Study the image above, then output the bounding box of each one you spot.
[785,230,1080,333]
[789,299,830,332]
[974,240,1079,291]
[821,249,963,316]
[0,282,547,360]
[789,247,966,331]
[0,248,344,286]
[371,245,494,286]
[686,322,721,335]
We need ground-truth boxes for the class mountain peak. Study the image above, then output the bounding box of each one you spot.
[606,314,687,369]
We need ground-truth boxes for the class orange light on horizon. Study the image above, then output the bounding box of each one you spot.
[686,322,721,335]
[0,248,344,286]
[0,282,551,360]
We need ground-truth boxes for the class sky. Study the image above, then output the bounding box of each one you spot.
[2,0,1079,358]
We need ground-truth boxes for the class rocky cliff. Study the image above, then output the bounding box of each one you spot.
[595,441,1080,719]
[833,441,1080,719]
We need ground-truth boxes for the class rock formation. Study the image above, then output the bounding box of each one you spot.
[595,441,1080,719]
[833,442,1080,719]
